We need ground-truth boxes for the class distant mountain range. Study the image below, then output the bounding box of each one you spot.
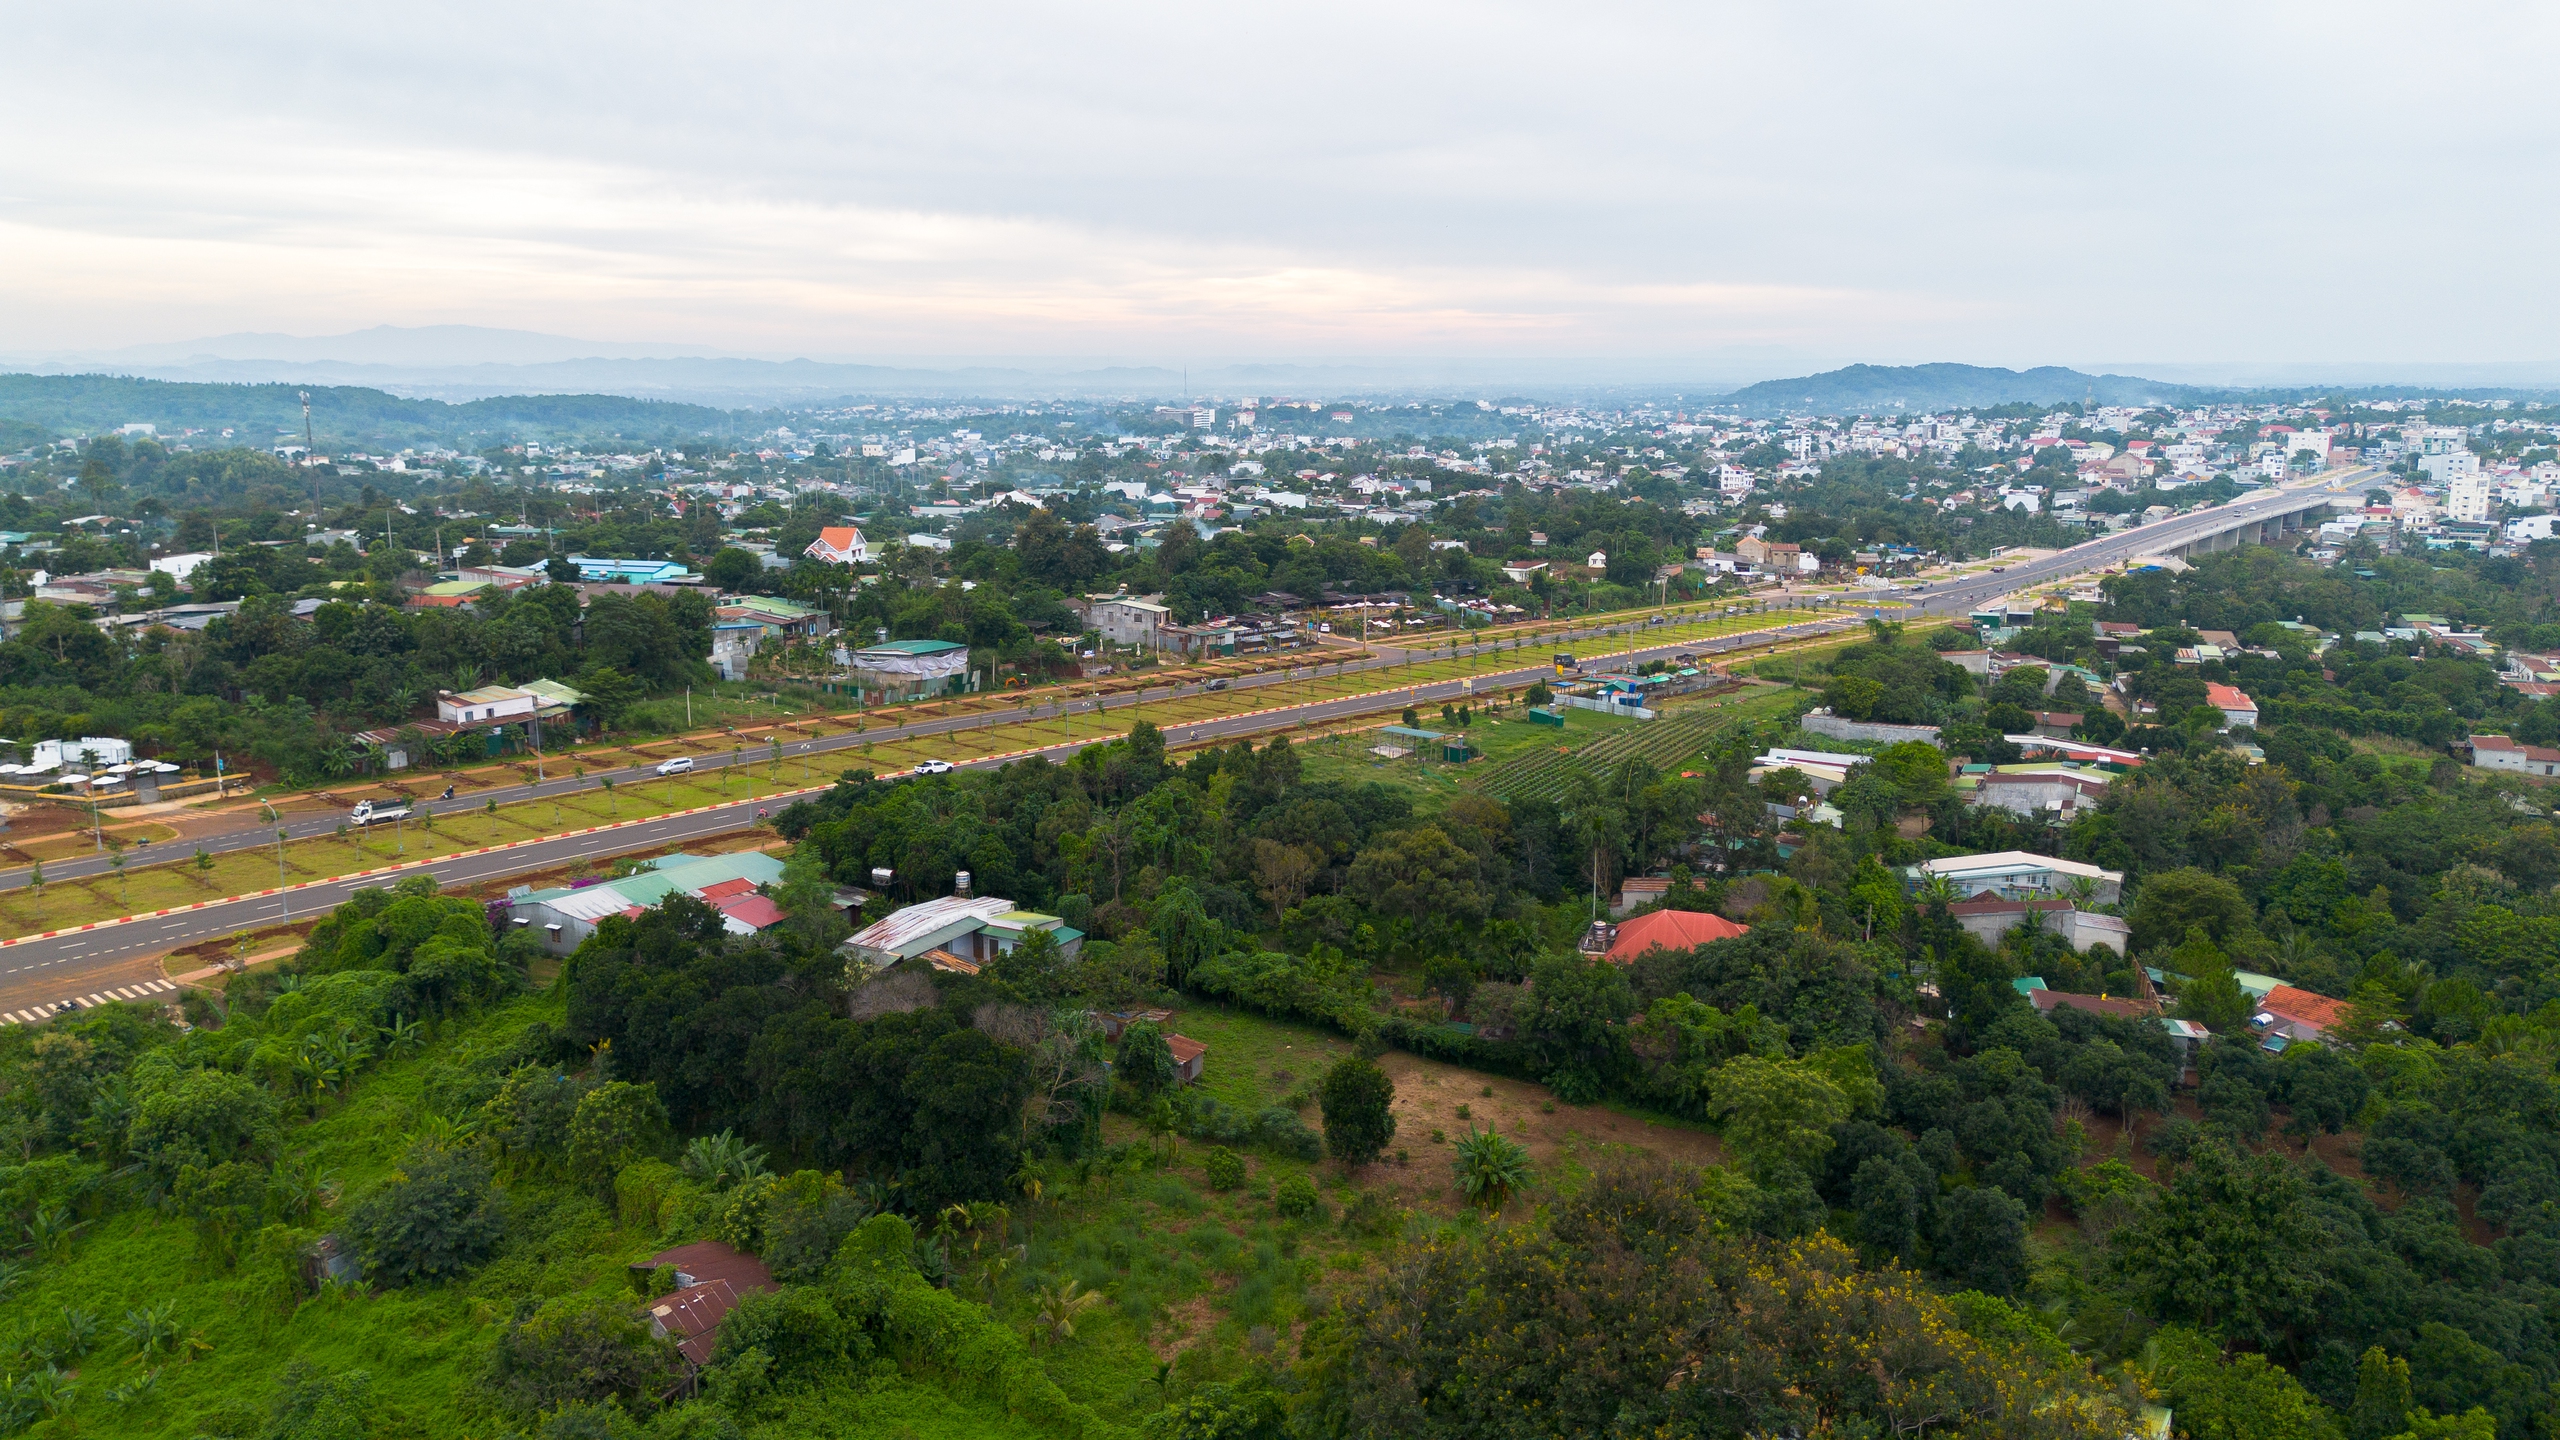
[0,374,747,448]
[1715,360,2560,416]
[1,326,1834,406]
[10,331,2560,440]
[1715,363,2203,416]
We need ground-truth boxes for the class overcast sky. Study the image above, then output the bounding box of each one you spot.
[4,2,2554,371]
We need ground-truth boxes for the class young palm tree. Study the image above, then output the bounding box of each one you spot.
[1030,1276,1105,1344]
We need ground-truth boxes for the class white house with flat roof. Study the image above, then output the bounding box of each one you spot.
[1908,850,2123,905]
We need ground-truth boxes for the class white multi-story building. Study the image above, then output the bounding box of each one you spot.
[2421,451,2481,483]
[2447,475,2492,523]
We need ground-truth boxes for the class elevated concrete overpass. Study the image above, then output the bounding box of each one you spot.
[2150,482,2349,561]
[1912,468,2375,616]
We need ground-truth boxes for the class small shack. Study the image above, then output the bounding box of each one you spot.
[633,1240,777,1387]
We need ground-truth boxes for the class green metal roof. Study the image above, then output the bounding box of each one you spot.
[859,639,967,655]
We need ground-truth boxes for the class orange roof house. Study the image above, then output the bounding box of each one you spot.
[803,526,870,566]
[1603,909,1751,963]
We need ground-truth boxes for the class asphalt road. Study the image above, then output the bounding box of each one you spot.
[0,612,1868,1014]
[1905,468,2376,617]
[1,601,1852,895]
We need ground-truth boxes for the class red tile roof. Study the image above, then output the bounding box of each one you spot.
[1605,909,1751,962]
[2261,984,2347,1034]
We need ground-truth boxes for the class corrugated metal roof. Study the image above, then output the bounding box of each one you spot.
[856,638,967,656]
[848,896,1013,957]
[715,894,786,931]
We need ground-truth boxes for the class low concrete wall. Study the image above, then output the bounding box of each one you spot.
[1559,694,1656,721]
[1801,711,1942,745]
[0,776,232,811]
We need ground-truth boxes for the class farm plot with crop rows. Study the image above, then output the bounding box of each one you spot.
[1467,686,1804,802]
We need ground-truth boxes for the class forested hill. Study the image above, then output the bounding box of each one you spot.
[0,374,752,447]
[1719,363,2202,416]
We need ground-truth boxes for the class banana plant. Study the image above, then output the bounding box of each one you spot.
[379,1014,426,1058]
[120,1300,184,1360]
[24,1204,82,1261]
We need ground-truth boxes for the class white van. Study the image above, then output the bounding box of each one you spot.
[655,756,695,776]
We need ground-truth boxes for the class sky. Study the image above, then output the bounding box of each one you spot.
[4,2,2556,373]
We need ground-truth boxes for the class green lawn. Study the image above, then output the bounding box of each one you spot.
[1292,685,1813,813]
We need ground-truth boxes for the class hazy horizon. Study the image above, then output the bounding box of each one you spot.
[6,3,2555,370]
[13,325,2560,406]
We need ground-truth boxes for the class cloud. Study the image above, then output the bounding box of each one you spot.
[3,1,2555,364]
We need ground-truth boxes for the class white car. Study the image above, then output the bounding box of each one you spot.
[655,756,695,775]
[912,759,955,775]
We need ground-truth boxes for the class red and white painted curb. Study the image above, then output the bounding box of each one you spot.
[0,978,180,1024]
